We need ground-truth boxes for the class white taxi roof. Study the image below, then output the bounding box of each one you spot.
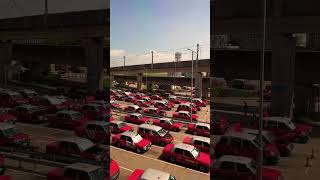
[174,143,195,152]
[223,132,256,141]
[159,118,172,121]
[130,113,142,116]
[62,137,94,151]
[263,116,291,123]
[192,136,210,144]
[66,163,100,173]
[219,155,252,164]
[0,122,15,130]
[154,100,166,103]
[141,168,171,180]
[139,124,162,131]
[147,107,158,110]
[121,131,139,138]
[196,122,210,128]
[178,111,190,114]
[128,105,140,109]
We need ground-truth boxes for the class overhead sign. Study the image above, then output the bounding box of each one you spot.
[0,0,109,19]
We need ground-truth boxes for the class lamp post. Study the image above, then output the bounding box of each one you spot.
[187,48,196,123]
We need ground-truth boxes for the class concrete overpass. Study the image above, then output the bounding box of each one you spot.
[212,0,320,116]
[0,7,109,93]
[110,59,210,75]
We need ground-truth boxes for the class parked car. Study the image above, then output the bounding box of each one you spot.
[110,100,121,109]
[124,96,136,103]
[137,124,173,146]
[211,155,284,180]
[154,101,174,111]
[172,111,198,122]
[9,104,47,123]
[112,131,152,153]
[245,128,293,157]
[162,143,210,172]
[0,122,31,149]
[192,98,206,107]
[215,132,280,165]
[75,121,109,143]
[47,162,108,180]
[183,136,210,154]
[47,110,90,130]
[167,96,182,104]
[110,120,133,134]
[134,99,151,108]
[0,90,28,107]
[0,109,16,123]
[187,122,210,137]
[77,104,109,120]
[124,113,151,125]
[152,118,182,132]
[143,108,166,117]
[258,116,312,143]
[128,168,176,180]
[141,96,154,105]
[18,89,39,104]
[212,118,229,135]
[177,103,197,114]
[150,95,162,100]
[124,105,142,113]
[110,159,120,180]
[46,137,104,162]
[36,95,68,113]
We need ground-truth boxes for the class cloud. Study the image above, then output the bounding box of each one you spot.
[110,49,126,57]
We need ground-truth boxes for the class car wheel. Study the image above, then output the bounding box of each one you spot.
[116,142,121,147]
[199,165,208,172]
[136,148,141,153]
[193,131,197,135]
[169,156,176,163]
[160,141,166,147]
[173,128,179,132]
[299,135,309,144]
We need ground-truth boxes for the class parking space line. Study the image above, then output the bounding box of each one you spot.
[120,166,134,172]
[111,146,210,176]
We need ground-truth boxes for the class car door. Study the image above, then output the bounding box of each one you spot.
[202,141,210,154]
[126,136,134,150]
[173,148,184,163]
[119,135,127,146]
[203,126,210,136]
[196,125,203,135]
[236,163,254,180]
[193,140,204,152]
[68,142,82,158]
[230,138,242,156]
[215,137,229,157]
[219,161,237,179]
[184,150,196,167]
[161,119,169,130]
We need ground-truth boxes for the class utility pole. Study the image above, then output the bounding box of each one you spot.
[187,48,196,123]
[44,0,48,26]
[123,56,126,75]
[151,51,154,89]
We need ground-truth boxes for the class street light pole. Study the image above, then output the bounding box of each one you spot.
[187,48,196,123]
[258,0,267,179]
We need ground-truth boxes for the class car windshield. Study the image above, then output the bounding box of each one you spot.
[118,122,126,128]
[89,168,105,180]
[3,127,20,137]
[132,134,143,143]
[190,147,200,159]
[11,94,23,100]
[248,160,257,174]
[158,128,168,137]
[79,140,95,151]
[70,112,83,120]
[136,114,142,119]
[287,121,296,130]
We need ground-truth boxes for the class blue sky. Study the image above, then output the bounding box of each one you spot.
[111,0,210,67]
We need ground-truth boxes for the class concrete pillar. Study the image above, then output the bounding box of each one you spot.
[271,34,296,117]
[194,72,203,98]
[86,38,104,93]
[0,41,12,84]
[137,73,143,90]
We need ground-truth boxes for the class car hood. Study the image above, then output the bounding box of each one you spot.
[110,160,120,177]
[173,122,183,128]
[136,139,151,148]
[141,117,150,122]
[262,167,282,180]
[295,123,312,133]
[197,152,210,166]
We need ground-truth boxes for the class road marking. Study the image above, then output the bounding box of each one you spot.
[120,165,134,172]
[111,146,210,176]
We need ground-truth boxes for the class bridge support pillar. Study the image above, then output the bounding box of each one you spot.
[0,41,12,84]
[137,73,143,90]
[86,38,104,93]
[194,72,203,98]
[271,34,296,117]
